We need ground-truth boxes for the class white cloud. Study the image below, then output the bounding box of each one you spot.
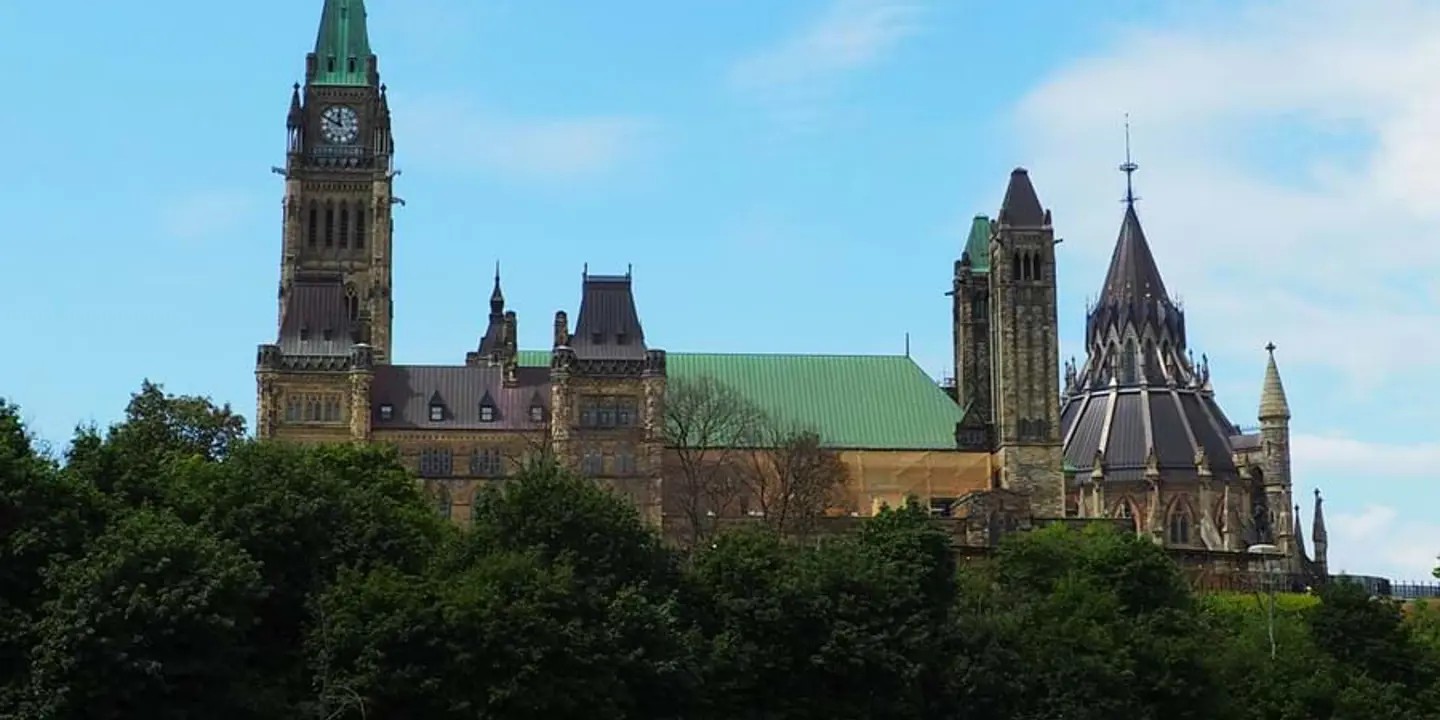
[1015,0,1440,387]
[1293,434,1440,481]
[1328,504,1440,580]
[728,0,923,117]
[398,101,651,183]
[158,191,255,242]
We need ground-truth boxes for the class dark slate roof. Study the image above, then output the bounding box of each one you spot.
[1061,386,1243,481]
[998,168,1046,226]
[571,273,647,359]
[278,279,354,356]
[370,365,550,430]
[1100,204,1169,306]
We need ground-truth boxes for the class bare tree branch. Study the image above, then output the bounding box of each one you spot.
[738,421,849,541]
[662,375,767,548]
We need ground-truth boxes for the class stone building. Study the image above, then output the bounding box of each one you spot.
[255,0,1327,577]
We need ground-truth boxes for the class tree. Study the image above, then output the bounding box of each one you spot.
[65,380,247,506]
[662,375,766,547]
[23,509,264,720]
[0,400,108,705]
[737,425,848,539]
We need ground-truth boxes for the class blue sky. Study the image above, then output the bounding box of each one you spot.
[3,0,1437,580]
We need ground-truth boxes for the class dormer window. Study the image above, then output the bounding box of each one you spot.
[326,56,336,72]
[616,332,629,345]
[299,326,310,341]
[480,404,496,422]
[378,404,393,421]
[529,404,545,423]
[322,328,333,342]
[429,403,445,422]
[347,57,357,73]
[591,332,604,344]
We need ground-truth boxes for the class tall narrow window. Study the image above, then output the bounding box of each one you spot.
[354,205,366,249]
[347,57,357,73]
[1121,338,1138,384]
[307,202,318,248]
[1167,507,1192,545]
[338,201,350,249]
[326,56,337,73]
[1012,253,1021,281]
[324,203,335,248]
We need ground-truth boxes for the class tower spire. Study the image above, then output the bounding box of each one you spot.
[1120,114,1139,207]
[310,0,375,87]
[489,261,505,315]
[1259,342,1291,421]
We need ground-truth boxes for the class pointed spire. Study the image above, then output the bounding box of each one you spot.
[490,261,505,315]
[998,168,1046,227]
[311,0,374,87]
[1258,343,1291,421]
[1097,133,1170,307]
[287,83,303,128]
[1292,503,1308,560]
[1312,488,1328,548]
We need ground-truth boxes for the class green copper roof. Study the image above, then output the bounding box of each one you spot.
[516,351,964,450]
[312,0,373,86]
[964,215,991,273]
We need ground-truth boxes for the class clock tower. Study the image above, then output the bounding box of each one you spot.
[279,0,395,362]
[255,0,396,441]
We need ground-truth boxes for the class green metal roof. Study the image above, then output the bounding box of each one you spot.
[516,351,963,450]
[311,0,373,86]
[964,215,991,273]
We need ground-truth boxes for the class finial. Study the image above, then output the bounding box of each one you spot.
[905,332,911,357]
[494,260,501,283]
[583,262,588,279]
[293,82,301,91]
[1265,342,1277,355]
[627,263,633,278]
[1314,487,1321,499]
[1120,114,1139,206]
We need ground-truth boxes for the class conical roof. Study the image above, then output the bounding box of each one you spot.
[1259,344,1291,421]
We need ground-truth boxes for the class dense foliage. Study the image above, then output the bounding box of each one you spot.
[2,385,1439,719]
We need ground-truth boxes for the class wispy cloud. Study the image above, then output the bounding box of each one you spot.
[1014,0,1440,386]
[728,0,924,121]
[157,191,255,243]
[398,100,653,183]
[1015,0,1440,581]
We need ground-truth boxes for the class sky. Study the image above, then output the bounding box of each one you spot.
[2,0,1437,581]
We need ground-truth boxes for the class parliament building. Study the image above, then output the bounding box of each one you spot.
[255,0,1328,578]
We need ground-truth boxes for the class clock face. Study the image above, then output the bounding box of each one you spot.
[319,105,360,144]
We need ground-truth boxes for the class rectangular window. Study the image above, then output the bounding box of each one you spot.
[284,397,301,422]
[929,497,956,518]
[378,404,393,421]
[354,207,366,249]
[324,206,335,247]
[338,206,350,249]
[469,448,504,478]
[529,405,544,423]
[429,404,445,422]
[579,396,640,428]
[322,397,342,422]
[347,57,357,73]
[480,405,496,422]
[418,449,453,478]
[307,206,318,248]
[581,450,603,476]
[615,450,637,476]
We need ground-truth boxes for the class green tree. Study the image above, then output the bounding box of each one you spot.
[65,380,246,506]
[24,509,264,719]
[315,460,697,719]
[0,400,108,704]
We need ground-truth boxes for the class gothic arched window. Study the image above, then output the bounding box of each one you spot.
[307,201,318,248]
[354,204,366,249]
[324,202,335,248]
[338,201,350,249]
[1121,338,1138,383]
[1168,505,1193,545]
[1012,253,1021,281]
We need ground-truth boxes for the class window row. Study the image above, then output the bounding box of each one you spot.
[1111,499,1195,546]
[378,401,546,424]
[305,200,368,251]
[417,447,509,478]
[284,394,344,423]
[579,448,639,477]
[579,395,639,428]
[1011,251,1045,282]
